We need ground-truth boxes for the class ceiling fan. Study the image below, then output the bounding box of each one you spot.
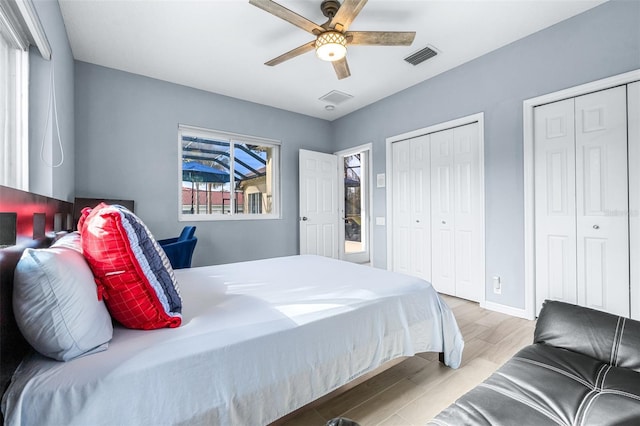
[249,0,416,80]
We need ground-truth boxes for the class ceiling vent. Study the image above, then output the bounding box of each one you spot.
[404,45,438,66]
[319,90,353,105]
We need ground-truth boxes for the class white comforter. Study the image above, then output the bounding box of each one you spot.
[2,255,463,426]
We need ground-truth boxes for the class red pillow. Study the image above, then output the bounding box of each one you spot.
[80,203,182,329]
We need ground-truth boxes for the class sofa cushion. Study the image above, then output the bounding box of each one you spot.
[431,301,640,426]
[535,300,640,372]
[430,344,640,425]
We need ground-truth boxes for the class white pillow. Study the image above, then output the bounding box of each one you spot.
[13,246,113,361]
[51,231,82,253]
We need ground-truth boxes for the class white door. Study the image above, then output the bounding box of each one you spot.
[430,130,455,295]
[534,86,629,317]
[391,135,431,280]
[452,123,482,301]
[575,87,629,316]
[534,98,578,309]
[392,138,412,275]
[299,149,339,258]
[431,123,482,301]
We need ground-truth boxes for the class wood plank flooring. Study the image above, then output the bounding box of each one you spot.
[278,295,536,426]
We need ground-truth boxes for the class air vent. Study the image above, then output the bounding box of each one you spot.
[319,90,353,105]
[404,45,438,66]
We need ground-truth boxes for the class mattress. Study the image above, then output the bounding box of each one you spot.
[2,255,464,426]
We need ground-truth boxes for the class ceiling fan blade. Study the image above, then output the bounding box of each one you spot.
[330,0,368,32]
[332,57,351,80]
[249,0,324,35]
[265,40,316,66]
[346,31,416,46]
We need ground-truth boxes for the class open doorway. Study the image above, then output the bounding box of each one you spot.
[337,144,371,264]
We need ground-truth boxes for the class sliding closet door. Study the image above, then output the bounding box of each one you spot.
[391,135,430,280]
[575,86,629,317]
[534,98,578,311]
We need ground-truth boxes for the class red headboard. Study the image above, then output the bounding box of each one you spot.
[0,185,74,243]
[0,186,73,403]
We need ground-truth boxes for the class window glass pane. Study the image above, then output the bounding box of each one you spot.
[181,135,231,215]
[179,126,279,220]
[0,31,27,190]
[344,153,363,253]
[234,142,273,215]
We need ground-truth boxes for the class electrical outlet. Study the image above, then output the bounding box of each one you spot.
[492,275,502,295]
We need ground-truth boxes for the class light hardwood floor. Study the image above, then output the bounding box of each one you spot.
[279,295,536,426]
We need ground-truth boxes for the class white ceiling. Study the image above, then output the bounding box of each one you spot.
[58,0,607,121]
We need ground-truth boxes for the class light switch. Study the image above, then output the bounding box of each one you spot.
[375,217,385,226]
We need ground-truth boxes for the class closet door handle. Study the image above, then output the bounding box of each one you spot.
[593,224,599,230]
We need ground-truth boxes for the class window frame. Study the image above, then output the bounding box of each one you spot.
[0,24,29,191]
[177,124,282,221]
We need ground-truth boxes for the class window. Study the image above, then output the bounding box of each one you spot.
[247,192,262,214]
[178,125,280,220]
[0,0,49,190]
[0,13,29,190]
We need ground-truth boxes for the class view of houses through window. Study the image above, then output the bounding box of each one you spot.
[179,125,280,219]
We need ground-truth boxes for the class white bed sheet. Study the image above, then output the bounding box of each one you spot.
[2,255,463,426]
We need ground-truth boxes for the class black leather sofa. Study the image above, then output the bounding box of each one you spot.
[429,300,640,425]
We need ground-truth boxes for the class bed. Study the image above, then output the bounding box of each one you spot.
[0,200,464,426]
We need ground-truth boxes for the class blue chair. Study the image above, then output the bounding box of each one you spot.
[158,226,197,269]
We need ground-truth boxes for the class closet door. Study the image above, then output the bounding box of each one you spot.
[392,139,412,274]
[453,123,481,301]
[431,129,455,295]
[430,122,481,300]
[575,86,629,317]
[534,98,578,311]
[392,135,430,280]
[534,86,630,317]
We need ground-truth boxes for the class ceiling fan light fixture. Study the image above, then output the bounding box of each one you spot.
[315,31,347,62]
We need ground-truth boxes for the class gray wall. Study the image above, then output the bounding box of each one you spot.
[30,0,75,202]
[332,0,640,310]
[74,62,332,266]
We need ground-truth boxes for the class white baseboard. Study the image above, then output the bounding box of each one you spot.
[480,300,535,320]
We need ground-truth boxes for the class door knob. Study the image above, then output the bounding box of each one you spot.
[416,220,420,223]
[300,216,308,221]
[593,224,599,230]
[442,220,446,225]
